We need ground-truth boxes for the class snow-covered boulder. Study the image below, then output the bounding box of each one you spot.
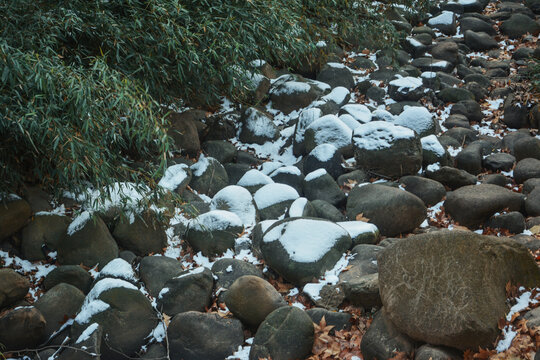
[253,183,300,220]
[158,163,192,194]
[210,185,257,226]
[388,76,425,101]
[338,104,372,124]
[238,107,279,145]
[337,221,380,246]
[394,106,437,138]
[270,79,321,114]
[260,218,352,285]
[303,143,343,179]
[189,154,229,197]
[304,115,353,154]
[293,108,323,156]
[237,169,274,193]
[353,121,423,178]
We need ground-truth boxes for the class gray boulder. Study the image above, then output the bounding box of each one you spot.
[303,169,346,207]
[0,269,30,309]
[139,256,183,297]
[21,214,70,261]
[112,211,167,256]
[464,30,499,50]
[378,230,540,350]
[515,158,540,183]
[400,176,446,207]
[0,307,46,351]
[346,184,426,237]
[43,265,93,294]
[0,197,31,240]
[253,183,299,220]
[239,107,279,145]
[500,13,540,39]
[316,63,355,89]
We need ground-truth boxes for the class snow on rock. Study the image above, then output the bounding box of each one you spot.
[253,183,299,210]
[211,186,257,226]
[190,154,211,177]
[310,143,338,162]
[303,253,351,301]
[76,322,100,344]
[263,218,349,263]
[337,221,379,239]
[421,135,446,156]
[86,182,149,213]
[372,109,396,123]
[389,76,423,91]
[353,121,416,150]
[260,161,285,175]
[321,86,350,104]
[242,107,278,138]
[289,197,309,217]
[67,211,92,236]
[340,104,372,124]
[98,258,137,282]
[270,165,302,177]
[428,11,456,26]
[237,169,274,187]
[394,106,434,136]
[188,210,243,232]
[305,115,353,151]
[272,81,311,95]
[305,168,328,182]
[295,108,323,144]
[339,114,362,130]
[158,163,190,191]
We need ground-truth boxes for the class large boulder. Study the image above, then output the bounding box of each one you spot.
[156,267,214,316]
[253,183,300,220]
[316,63,355,89]
[399,176,446,207]
[394,106,437,137]
[112,211,167,256]
[58,212,118,268]
[515,158,540,184]
[304,114,353,154]
[158,163,192,193]
[0,269,30,309]
[500,13,540,39]
[0,307,47,351]
[379,230,540,351]
[346,184,427,237]
[168,311,244,360]
[185,210,244,256]
[353,121,422,178]
[139,256,183,297]
[21,214,70,261]
[210,185,257,226]
[0,196,31,240]
[302,169,346,207]
[270,79,321,114]
[224,275,287,328]
[444,184,524,228]
[238,107,279,145]
[261,217,352,285]
[71,279,158,359]
[189,155,229,197]
[249,306,314,360]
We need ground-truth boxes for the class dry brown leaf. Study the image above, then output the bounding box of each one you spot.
[355,213,370,222]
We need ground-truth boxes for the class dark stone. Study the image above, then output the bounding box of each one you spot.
[485,211,526,234]
[526,188,540,216]
[426,166,477,190]
[483,152,516,172]
[450,99,483,122]
[112,212,167,256]
[303,170,346,207]
[139,256,183,297]
[0,268,30,309]
[311,199,346,222]
[202,140,237,164]
[0,197,32,240]
[0,307,46,351]
[317,63,355,89]
[464,30,499,51]
[515,158,540,183]
[514,137,540,161]
[307,308,352,334]
[43,265,93,294]
[399,176,446,207]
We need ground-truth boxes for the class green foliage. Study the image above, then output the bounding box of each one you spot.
[0,0,431,199]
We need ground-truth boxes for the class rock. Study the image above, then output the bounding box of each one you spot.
[225,163,250,185]
[388,77,425,102]
[450,99,483,122]
[524,178,540,194]
[269,166,304,195]
[483,152,516,172]
[515,158,540,183]
[500,13,540,38]
[21,214,70,261]
[316,63,355,89]
[304,144,343,179]
[339,104,372,124]
[426,165,477,190]
[224,275,286,328]
[261,217,352,285]
[485,211,526,234]
[514,137,540,161]
[431,41,459,64]
[464,74,491,88]
[378,230,540,350]
[239,107,279,145]
[58,213,118,268]
[288,197,317,218]
[340,272,381,308]
[0,197,31,240]
[185,210,244,256]
[360,310,415,360]
[503,98,530,130]
[270,79,321,114]
[311,200,346,222]
[158,163,191,193]
[210,185,257,226]
[315,87,351,115]
[0,268,30,309]
[464,30,499,50]
[337,221,380,246]
[249,306,314,360]
[415,344,462,360]
[460,17,496,35]
[444,114,471,129]
[438,87,475,103]
[307,308,352,334]
[427,11,458,35]
[394,106,437,137]
[294,108,323,156]
[58,323,102,360]
[346,184,426,237]
[202,140,237,164]
[444,127,478,145]
[455,140,491,175]
[253,183,300,220]
[168,311,244,360]
[189,155,229,197]
[168,110,202,155]
[211,258,263,294]
[480,173,511,187]
[112,211,166,256]
[337,170,369,188]
[526,188,540,216]
[0,307,46,351]
[353,121,423,178]
[139,256,183,297]
[304,114,353,154]
[71,279,158,359]
[445,184,524,227]
[421,135,451,167]
[411,57,454,73]
[43,265,93,294]
[34,283,85,337]
[399,176,446,207]
[303,169,346,207]
[156,267,213,316]
[237,169,274,193]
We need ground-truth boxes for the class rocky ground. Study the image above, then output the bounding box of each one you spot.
[2,0,540,359]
